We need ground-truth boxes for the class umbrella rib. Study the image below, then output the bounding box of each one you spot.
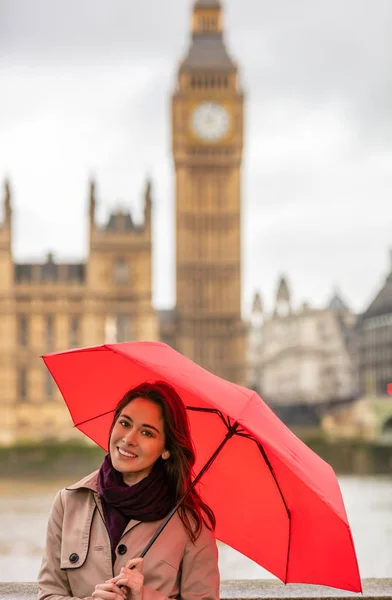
[75,406,230,432]
[237,432,292,584]
[74,409,115,428]
[255,438,292,585]
[186,406,231,428]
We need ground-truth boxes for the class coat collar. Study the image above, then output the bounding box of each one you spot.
[66,469,99,492]
[65,469,144,536]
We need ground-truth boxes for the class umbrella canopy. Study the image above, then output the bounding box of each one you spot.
[43,341,361,593]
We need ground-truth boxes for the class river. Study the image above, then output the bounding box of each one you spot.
[0,475,391,582]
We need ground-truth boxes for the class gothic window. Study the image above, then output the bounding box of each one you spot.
[104,315,132,343]
[19,367,28,401]
[18,314,28,347]
[114,258,129,285]
[116,315,132,343]
[46,369,54,399]
[105,316,117,344]
[70,315,80,348]
[46,315,55,351]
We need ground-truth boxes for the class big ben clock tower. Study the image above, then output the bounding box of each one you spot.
[172,0,246,384]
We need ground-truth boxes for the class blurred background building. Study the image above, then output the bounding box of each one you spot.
[0,0,391,445]
[356,251,392,397]
[0,178,157,444]
[160,0,246,385]
[321,251,392,443]
[0,0,247,443]
[247,277,357,427]
[247,258,392,438]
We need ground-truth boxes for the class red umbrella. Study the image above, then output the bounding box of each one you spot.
[42,341,361,593]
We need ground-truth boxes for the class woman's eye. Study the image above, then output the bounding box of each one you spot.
[119,420,129,427]
[142,430,153,437]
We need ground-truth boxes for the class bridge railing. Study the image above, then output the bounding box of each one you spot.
[1,579,392,600]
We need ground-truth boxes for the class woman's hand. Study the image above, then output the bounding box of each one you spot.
[92,581,128,600]
[108,558,144,600]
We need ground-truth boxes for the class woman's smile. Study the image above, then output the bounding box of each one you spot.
[117,447,138,459]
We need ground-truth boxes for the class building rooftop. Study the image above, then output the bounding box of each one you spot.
[180,33,236,71]
[362,251,392,319]
[105,211,136,232]
[194,0,221,6]
[14,254,85,283]
[328,291,349,313]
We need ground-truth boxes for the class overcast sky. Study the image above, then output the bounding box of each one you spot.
[1,0,391,315]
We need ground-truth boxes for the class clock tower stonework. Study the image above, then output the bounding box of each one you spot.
[172,0,246,384]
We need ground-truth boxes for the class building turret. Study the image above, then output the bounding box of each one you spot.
[328,286,349,314]
[0,179,13,290]
[144,178,152,233]
[251,290,264,327]
[274,275,291,317]
[88,178,96,231]
[3,179,12,227]
[248,290,264,391]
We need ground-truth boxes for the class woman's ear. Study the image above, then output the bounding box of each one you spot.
[161,449,170,460]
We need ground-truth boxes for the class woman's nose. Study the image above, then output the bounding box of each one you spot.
[123,428,137,445]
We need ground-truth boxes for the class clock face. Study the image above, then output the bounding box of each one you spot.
[191,102,230,142]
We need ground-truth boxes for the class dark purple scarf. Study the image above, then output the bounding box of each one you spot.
[98,454,175,561]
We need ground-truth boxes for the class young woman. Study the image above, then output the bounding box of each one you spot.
[38,381,219,600]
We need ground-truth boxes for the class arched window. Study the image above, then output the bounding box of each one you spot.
[114,257,129,285]
[46,369,54,399]
[116,315,132,343]
[70,315,80,347]
[46,315,55,351]
[18,314,28,347]
[18,367,28,402]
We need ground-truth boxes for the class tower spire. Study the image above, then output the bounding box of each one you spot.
[274,275,291,317]
[88,177,96,226]
[180,0,235,72]
[3,178,12,224]
[144,177,152,228]
[193,0,222,34]
[194,0,221,5]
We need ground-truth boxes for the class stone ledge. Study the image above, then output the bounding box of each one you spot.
[0,580,391,600]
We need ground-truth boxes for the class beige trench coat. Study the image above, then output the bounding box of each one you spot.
[37,470,220,600]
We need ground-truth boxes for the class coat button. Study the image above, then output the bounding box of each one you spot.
[69,553,79,564]
[118,544,127,555]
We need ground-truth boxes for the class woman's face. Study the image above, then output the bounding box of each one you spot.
[109,397,170,485]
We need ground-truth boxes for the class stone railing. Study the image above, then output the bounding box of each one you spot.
[1,580,392,600]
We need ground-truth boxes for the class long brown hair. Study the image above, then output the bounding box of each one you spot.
[108,380,216,542]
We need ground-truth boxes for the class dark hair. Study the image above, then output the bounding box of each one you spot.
[108,380,216,542]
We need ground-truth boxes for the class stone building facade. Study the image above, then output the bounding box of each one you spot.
[0,180,157,444]
[248,277,357,411]
[356,250,392,396]
[0,0,246,443]
[168,0,246,384]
